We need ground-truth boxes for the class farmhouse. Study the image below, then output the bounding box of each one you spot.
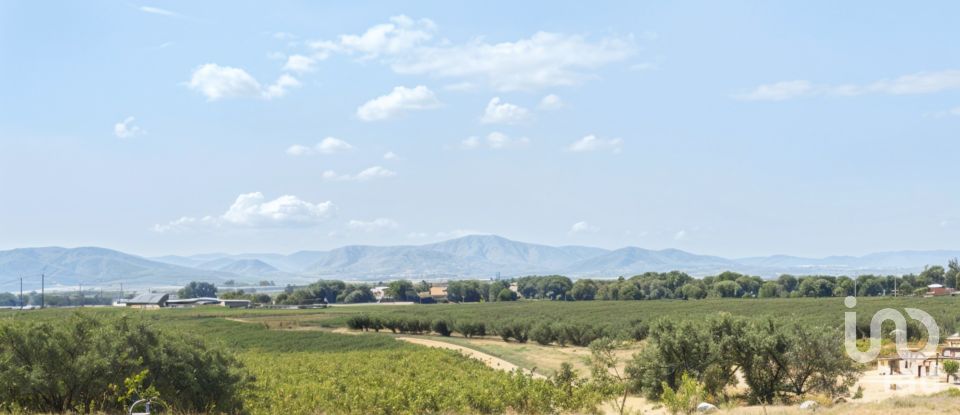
[371,286,390,302]
[125,293,169,309]
[429,286,448,301]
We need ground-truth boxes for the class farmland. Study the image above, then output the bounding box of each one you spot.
[3,296,960,414]
[0,307,600,414]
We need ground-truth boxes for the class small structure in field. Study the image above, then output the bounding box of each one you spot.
[371,286,390,302]
[219,299,251,308]
[926,284,954,297]
[941,333,960,359]
[125,293,169,309]
[429,285,448,301]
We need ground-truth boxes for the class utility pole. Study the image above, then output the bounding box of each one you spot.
[19,277,23,309]
[40,273,45,309]
[79,281,82,308]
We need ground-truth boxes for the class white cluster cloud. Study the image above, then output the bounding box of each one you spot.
[481,97,530,124]
[336,15,436,58]
[356,85,441,121]
[737,70,960,101]
[567,134,623,153]
[461,132,530,150]
[286,137,354,156]
[322,166,396,181]
[383,151,399,160]
[538,94,564,110]
[113,116,145,138]
[569,221,598,234]
[154,192,334,232]
[347,218,399,232]
[187,64,301,101]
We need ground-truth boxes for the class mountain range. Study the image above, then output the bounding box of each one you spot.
[2,235,958,292]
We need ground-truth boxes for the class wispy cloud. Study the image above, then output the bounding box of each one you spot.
[139,5,178,17]
[286,137,354,156]
[569,221,598,234]
[538,94,564,110]
[113,116,145,139]
[322,166,397,182]
[301,16,635,91]
[461,132,530,150]
[736,70,960,101]
[347,218,399,232]
[566,134,622,153]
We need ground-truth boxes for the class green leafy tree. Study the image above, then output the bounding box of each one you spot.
[588,337,630,415]
[497,288,518,301]
[387,280,416,301]
[178,281,218,298]
[571,279,598,300]
[758,282,782,298]
[944,360,959,383]
[0,313,246,412]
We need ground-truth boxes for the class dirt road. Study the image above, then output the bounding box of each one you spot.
[396,336,546,379]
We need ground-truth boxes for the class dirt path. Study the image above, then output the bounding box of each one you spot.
[396,336,546,379]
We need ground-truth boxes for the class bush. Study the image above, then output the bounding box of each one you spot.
[431,319,453,336]
[0,313,246,413]
[455,321,486,338]
[660,373,705,415]
[531,322,555,345]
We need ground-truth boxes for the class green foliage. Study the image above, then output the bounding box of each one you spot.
[0,312,245,413]
[660,373,706,415]
[589,337,630,415]
[626,314,862,404]
[431,319,453,336]
[387,279,417,301]
[455,320,487,338]
[497,287,519,301]
[944,360,959,382]
[178,281,218,298]
[242,347,599,414]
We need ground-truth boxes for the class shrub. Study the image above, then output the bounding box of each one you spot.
[0,313,246,413]
[531,322,555,345]
[455,321,486,338]
[944,360,959,383]
[431,319,453,336]
[660,373,705,415]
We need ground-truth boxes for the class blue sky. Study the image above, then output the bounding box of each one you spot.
[1,1,959,257]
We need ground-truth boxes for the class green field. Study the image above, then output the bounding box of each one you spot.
[4,296,960,414]
[0,307,599,414]
[300,296,960,338]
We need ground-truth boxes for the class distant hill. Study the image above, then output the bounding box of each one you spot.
[0,247,237,291]
[3,235,960,292]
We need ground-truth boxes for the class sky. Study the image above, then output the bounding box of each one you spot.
[1,1,960,258]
